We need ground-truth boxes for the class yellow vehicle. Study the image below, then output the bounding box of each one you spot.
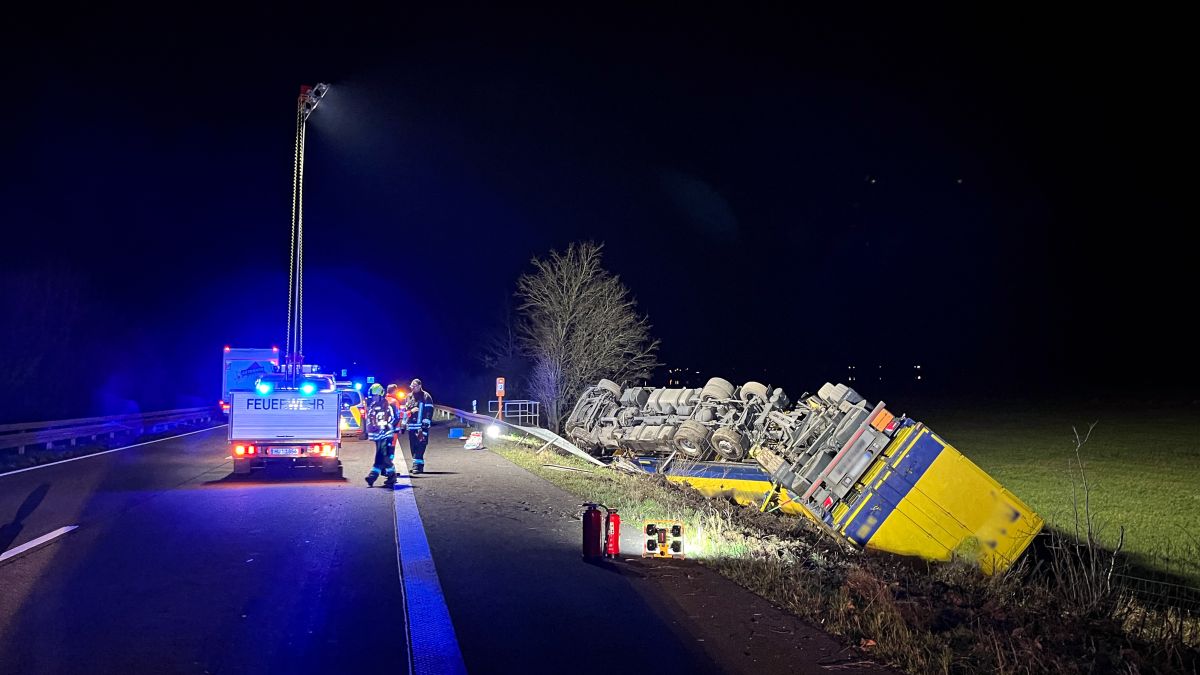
[571,379,1043,573]
[335,382,365,437]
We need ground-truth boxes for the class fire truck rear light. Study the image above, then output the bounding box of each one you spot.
[247,445,256,455]
[235,445,245,455]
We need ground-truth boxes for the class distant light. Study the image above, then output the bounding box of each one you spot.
[917,375,922,380]
[256,382,273,395]
[354,382,363,391]
[272,346,279,352]
[486,424,501,439]
[224,346,231,352]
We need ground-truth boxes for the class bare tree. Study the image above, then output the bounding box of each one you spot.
[516,242,659,432]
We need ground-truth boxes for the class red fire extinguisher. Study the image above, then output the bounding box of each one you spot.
[582,503,604,560]
[604,508,621,558]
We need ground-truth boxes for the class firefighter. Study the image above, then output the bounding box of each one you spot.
[385,383,407,462]
[364,383,398,487]
[405,378,434,474]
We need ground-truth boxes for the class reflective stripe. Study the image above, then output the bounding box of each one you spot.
[393,465,466,674]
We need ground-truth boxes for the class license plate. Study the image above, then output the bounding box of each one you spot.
[269,447,300,456]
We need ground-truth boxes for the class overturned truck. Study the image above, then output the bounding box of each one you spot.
[565,378,1044,573]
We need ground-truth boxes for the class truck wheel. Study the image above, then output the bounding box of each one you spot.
[711,427,749,461]
[597,379,622,397]
[233,458,251,475]
[672,420,710,459]
[700,377,735,400]
[739,381,770,403]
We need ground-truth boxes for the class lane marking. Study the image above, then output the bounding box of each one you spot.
[0,425,228,478]
[392,469,467,675]
[0,525,79,563]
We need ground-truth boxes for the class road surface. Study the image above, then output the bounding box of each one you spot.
[0,422,889,674]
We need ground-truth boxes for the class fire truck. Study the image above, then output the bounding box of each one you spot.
[227,373,341,476]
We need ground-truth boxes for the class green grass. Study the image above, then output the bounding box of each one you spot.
[494,438,762,560]
[917,402,1200,584]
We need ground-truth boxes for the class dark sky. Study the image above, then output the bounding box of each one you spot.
[1,6,1191,420]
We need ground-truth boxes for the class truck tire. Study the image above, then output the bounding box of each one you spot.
[672,420,710,458]
[711,427,749,461]
[233,458,251,475]
[700,377,735,400]
[739,381,770,403]
[597,379,622,397]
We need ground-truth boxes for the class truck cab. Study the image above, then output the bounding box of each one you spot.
[227,373,342,476]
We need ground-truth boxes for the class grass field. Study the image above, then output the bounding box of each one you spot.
[914,400,1200,585]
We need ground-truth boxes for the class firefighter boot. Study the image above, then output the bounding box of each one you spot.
[365,471,378,487]
[383,472,397,488]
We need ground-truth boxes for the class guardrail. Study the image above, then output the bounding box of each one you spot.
[0,407,219,455]
[432,404,603,467]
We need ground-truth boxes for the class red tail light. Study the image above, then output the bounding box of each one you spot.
[235,445,245,456]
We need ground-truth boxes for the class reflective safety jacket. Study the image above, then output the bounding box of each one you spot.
[405,390,434,431]
[367,396,397,442]
[386,394,406,428]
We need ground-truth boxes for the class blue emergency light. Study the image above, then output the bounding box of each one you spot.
[354,382,363,391]
[255,382,273,396]
[299,382,317,395]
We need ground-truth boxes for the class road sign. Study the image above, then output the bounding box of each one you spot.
[367,376,375,384]
[341,368,347,377]
[496,377,506,397]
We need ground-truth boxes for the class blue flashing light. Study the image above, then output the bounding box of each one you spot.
[255,382,273,396]
[299,382,317,396]
[354,382,363,391]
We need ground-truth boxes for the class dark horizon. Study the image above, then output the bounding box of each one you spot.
[2,6,1192,422]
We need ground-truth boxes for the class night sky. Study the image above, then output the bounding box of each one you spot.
[1,6,1191,421]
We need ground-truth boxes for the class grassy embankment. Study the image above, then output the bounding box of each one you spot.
[493,427,1199,674]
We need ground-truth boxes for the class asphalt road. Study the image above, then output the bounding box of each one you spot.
[0,425,409,674]
[0,423,887,674]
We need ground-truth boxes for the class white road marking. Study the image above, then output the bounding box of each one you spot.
[0,525,79,563]
[392,468,467,675]
[0,425,228,478]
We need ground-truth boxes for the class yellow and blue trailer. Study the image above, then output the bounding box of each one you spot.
[637,419,1043,574]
